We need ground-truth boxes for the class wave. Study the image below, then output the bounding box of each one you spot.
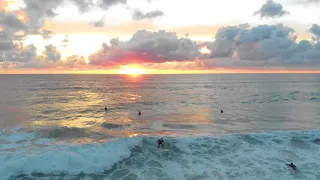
[2,130,320,179]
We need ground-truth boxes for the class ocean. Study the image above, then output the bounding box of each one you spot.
[0,74,319,180]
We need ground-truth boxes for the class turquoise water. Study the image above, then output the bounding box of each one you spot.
[0,74,319,179]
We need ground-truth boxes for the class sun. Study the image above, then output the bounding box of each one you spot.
[117,65,147,75]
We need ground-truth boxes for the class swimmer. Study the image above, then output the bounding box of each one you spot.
[286,162,299,173]
[157,138,164,149]
[221,109,223,113]
[139,111,141,116]
[105,106,107,113]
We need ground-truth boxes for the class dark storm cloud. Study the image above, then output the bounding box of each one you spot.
[132,10,164,21]
[254,0,289,18]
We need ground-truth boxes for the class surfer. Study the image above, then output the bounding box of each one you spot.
[157,138,164,149]
[286,162,298,173]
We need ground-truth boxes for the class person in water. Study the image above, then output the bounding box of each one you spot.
[157,138,164,149]
[286,162,298,172]
[221,109,223,113]
[105,106,107,113]
[138,111,141,116]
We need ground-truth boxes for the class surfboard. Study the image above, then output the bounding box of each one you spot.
[159,149,169,152]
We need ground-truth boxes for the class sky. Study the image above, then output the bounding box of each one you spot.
[0,0,320,74]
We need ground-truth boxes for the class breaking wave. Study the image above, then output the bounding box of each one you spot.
[1,129,320,180]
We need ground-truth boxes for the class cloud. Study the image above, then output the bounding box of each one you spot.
[68,0,94,13]
[233,25,320,65]
[91,20,105,28]
[88,30,200,66]
[197,23,250,58]
[98,0,127,10]
[0,12,27,31]
[42,45,61,61]
[0,43,37,63]
[17,0,129,35]
[0,29,16,52]
[254,0,289,18]
[86,24,320,68]
[61,35,70,47]
[309,24,320,41]
[0,0,111,67]
[1,0,319,72]
[41,29,53,39]
[132,10,164,21]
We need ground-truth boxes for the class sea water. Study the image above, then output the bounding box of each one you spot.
[0,74,319,179]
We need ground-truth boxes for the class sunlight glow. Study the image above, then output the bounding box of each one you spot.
[16,10,28,23]
[200,46,211,55]
[117,65,148,75]
[3,0,15,13]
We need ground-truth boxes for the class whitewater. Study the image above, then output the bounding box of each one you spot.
[0,74,319,180]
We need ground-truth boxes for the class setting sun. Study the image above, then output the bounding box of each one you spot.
[117,65,149,75]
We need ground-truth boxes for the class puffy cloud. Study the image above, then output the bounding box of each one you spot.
[61,55,87,67]
[132,10,164,21]
[254,0,289,18]
[89,30,200,66]
[0,0,319,71]
[86,24,320,68]
[42,45,61,61]
[234,26,320,65]
[309,24,320,41]
[0,43,37,63]
[197,23,250,58]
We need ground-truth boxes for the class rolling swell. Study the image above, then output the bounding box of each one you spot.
[2,130,320,180]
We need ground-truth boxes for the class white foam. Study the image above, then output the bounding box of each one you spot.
[1,130,320,179]
[111,130,320,180]
[0,132,142,179]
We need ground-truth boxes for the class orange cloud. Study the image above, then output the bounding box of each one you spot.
[16,10,28,23]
